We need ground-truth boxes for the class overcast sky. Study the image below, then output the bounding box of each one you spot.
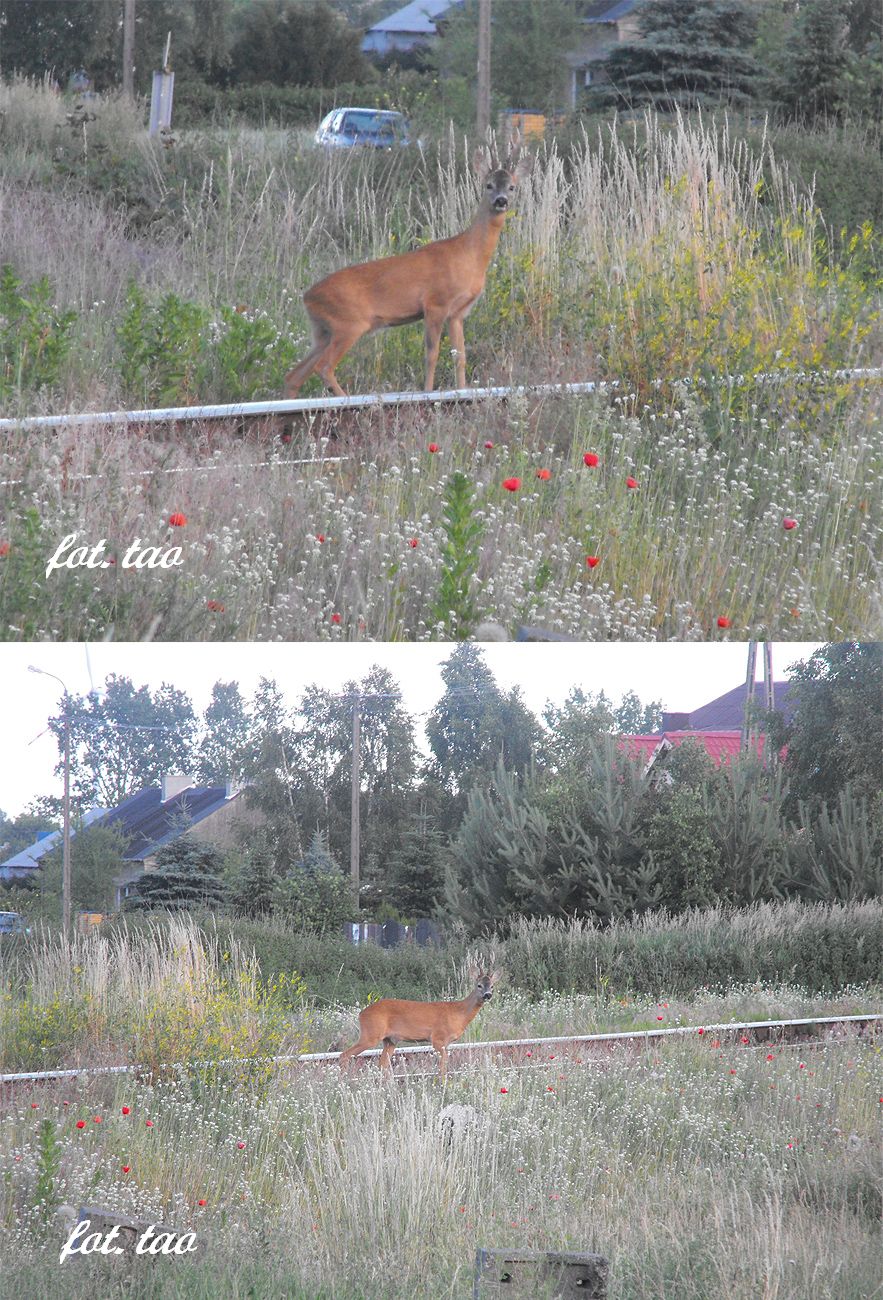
[0,642,822,820]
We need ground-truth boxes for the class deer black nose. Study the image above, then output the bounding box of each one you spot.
[493,196,508,210]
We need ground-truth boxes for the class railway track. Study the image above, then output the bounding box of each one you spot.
[1,1014,878,1093]
[0,367,879,435]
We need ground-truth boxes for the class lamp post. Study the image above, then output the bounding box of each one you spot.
[28,666,72,935]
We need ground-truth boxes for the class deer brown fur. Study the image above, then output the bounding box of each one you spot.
[284,137,529,397]
[338,967,501,1075]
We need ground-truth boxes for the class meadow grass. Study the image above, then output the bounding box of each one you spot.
[0,84,880,640]
[1,1034,879,1298]
[2,908,880,1072]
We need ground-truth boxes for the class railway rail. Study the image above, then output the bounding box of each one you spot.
[1,1014,878,1091]
[0,366,880,434]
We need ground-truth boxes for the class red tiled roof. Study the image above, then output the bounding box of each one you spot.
[623,730,764,767]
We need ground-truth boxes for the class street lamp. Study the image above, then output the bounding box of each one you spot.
[28,666,72,935]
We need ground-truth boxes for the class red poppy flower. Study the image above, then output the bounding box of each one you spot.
[502,477,521,492]
[500,1087,508,1094]
[428,443,439,453]
[316,534,325,543]
[717,616,731,629]
[484,440,494,449]
[766,1054,774,1061]
[76,1120,86,1129]
[782,518,797,530]
[206,600,225,613]
[536,468,551,480]
[657,1015,663,1021]
[237,1141,246,1149]
[585,555,600,569]
[197,1200,207,1207]
[31,1102,38,1109]
[0,541,10,558]
[93,1116,102,1124]
[330,612,341,625]
[698,1028,705,1035]
[583,453,599,468]
[168,512,187,527]
[626,477,638,489]
[145,1120,154,1127]
[408,538,419,548]
[122,1165,130,1173]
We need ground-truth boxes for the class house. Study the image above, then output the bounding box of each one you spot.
[361,0,642,109]
[361,0,460,57]
[103,775,261,908]
[565,1,642,108]
[0,775,261,909]
[623,678,797,781]
[0,806,107,883]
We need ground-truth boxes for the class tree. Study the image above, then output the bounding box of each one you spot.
[432,0,581,114]
[426,645,542,825]
[195,681,255,785]
[123,836,227,910]
[47,674,198,811]
[39,822,131,913]
[273,829,352,931]
[542,686,662,787]
[589,0,762,113]
[227,835,278,918]
[772,642,882,813]
[0,808,57,859]
[229,0,370,87]
[772,0,851,122]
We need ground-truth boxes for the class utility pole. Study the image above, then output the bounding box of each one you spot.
[122,0,136,98]
[477,0,491,145]
[350,697,360,909]
[29,667,72,935]
[741,642,775,761]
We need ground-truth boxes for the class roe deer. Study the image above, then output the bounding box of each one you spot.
[338,967,501,1075]
[284,137,530,398]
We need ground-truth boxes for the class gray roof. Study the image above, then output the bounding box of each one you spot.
[0,807,106,872]
[97,783,240,862]
[366,0,460,36]
[582,0,639,22]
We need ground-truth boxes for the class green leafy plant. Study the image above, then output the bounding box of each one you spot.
[0,264,75,401]
[430,471,484,638]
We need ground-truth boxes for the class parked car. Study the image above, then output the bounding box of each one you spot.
[0,911,29,937]
[315,108,411,150]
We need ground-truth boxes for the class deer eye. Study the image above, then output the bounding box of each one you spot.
[508,184,514,191]
[486,182,493,189]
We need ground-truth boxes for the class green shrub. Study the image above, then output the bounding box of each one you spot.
[0,264,75,403]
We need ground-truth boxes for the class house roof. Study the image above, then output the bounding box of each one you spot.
[582,0,639,22]
[366,0,460,36]
[97,784,240,862]
[0,806,107,872]
[662,680,797,732]
[625,731,757,768]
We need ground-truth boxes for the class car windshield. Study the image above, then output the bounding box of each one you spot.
[340,112,405,139]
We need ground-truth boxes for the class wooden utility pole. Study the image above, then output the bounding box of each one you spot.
[122,0,136,98]
[350,698,360,908]
[477,0,491,145]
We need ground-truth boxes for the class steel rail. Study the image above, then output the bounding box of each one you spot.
[1,1013,877,1086]
[0,367,880,432]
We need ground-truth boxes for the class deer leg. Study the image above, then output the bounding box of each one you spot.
[379,1037,397,1071]
[284,318,331,398]
[448,316,467,389]
[431,1035,450,1076]
[338,1029,380,1070]
[423,311,446,392]
[314,323,367,398]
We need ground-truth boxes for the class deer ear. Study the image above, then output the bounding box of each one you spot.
[512,153,532,182]
[489,970,502,986]
[473,146,492,176]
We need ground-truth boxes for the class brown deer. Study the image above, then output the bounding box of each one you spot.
[284,137,530,398]
[338,967,501,1075]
